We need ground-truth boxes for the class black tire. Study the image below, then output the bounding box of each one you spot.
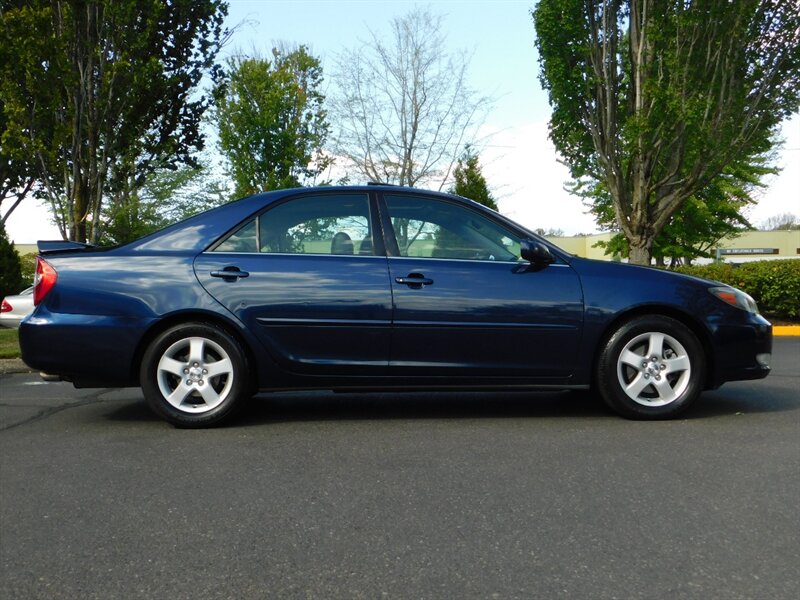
[596,315,705,419]
[140,322,251,428]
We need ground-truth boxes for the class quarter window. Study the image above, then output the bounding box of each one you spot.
[214,219,257,253]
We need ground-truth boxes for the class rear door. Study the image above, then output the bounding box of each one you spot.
[195,192,393,375]
[381,193,584,380]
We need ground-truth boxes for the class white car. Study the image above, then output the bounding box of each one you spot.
[0,286,34,328]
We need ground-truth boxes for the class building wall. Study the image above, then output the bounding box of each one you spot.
[545,233,616,260]
[14,244,37,257]
[716,230,800,260]
[546,230,800,262]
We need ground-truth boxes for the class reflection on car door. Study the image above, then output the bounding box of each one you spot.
[195,193,393,375]
[382,194,584,381]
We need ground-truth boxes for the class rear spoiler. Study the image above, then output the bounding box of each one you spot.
[37,240,97,254]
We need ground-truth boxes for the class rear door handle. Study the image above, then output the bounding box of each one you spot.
[395,273,433,288]
[210,267,249,281]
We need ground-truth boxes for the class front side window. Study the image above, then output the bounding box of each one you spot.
[384,195,521,262]
[213,194,375,255]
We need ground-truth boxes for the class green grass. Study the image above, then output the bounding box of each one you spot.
[0,328,21,359]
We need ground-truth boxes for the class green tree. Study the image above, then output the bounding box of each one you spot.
[449,146,498,210]
[533,0,800,264]
[0,2,61,228]
[590,156,774,265]
[100,160,229,246]
[0,95,38,224]
[0,0,229,243]
[0,220,23,299]
[213,46,332,197]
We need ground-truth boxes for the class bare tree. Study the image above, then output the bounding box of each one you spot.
[761,212,799,231]
[329,7,491,190]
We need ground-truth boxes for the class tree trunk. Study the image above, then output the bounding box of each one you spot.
[628,238,652,265]
[0,179,35,225]
[72,177,89,242]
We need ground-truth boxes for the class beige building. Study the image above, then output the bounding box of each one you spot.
[547,230,800,263]
[14,244,37,257]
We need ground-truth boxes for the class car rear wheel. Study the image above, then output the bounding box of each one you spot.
[596,316,705,419]
[140,322,251,427]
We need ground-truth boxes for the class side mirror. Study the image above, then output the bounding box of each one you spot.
[520,239,554,266]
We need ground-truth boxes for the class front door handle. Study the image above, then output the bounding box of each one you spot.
[395,273,433,288]
[210,267,250,282]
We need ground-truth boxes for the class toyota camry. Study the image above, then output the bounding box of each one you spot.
[19,185,772,427]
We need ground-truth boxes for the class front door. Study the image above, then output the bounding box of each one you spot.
[382,194,584,381]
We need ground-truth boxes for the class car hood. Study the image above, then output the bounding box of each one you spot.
[568,256,720,287]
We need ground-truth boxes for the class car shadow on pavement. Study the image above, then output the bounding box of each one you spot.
[100,382,798,428]
[101,389,613,427]
[101,400,161,423]
[238,390,613,426]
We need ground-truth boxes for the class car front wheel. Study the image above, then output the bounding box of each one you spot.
[140,322,251,427]
[596,316,705,419]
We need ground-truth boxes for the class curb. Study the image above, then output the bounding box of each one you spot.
[0,358,34,375]
[773,326,800,337]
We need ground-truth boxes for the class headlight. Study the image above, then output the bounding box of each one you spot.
[709,286,759,314]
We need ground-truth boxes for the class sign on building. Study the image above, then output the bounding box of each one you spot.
[717,248,779,256]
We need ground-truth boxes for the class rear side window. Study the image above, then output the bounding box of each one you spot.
[212,194,375,256]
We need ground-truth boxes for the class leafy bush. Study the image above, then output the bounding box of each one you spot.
[676,259,800,319]
[19,253,36,286]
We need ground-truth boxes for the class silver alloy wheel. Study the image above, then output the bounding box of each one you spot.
[616,331,692,407]
[156,336,234,413]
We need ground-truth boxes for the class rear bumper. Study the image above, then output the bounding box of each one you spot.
[19,311,150,388]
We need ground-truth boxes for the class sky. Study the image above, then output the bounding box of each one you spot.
[4,0,799,243]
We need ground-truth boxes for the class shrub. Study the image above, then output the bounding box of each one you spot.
[676,259,800,319]
[0,221,24,300]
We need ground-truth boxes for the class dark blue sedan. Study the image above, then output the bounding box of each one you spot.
[19,186,772,427]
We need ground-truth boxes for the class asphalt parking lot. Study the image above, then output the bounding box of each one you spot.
[1,338,798,599]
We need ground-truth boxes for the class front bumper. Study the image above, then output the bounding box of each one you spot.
[707,315,772,388]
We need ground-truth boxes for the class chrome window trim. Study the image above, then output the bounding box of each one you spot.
[201,251,388,259]
[386,255,570,267]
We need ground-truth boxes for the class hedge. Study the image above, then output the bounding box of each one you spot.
[675,259,800,319]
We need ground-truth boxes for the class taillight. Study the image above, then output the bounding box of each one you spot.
[33,257,57,305]
[1,299,11,313]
